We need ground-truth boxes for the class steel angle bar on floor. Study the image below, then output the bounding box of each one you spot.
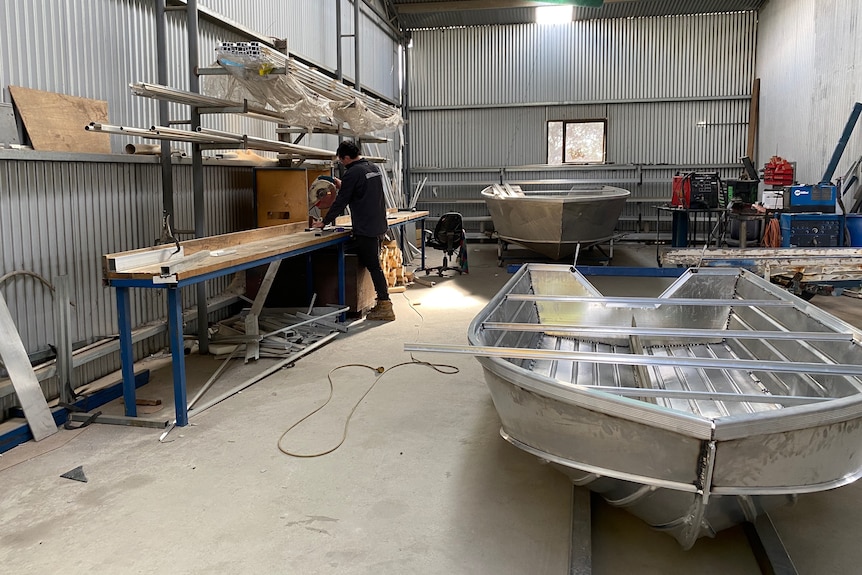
[67,413,170,429]
[743,513,799,575]
[569,485,593,575]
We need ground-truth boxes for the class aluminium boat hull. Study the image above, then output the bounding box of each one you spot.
[466,264,862,548]
[481,184,630,260]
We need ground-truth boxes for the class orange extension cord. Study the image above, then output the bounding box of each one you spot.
[761,218,782,247]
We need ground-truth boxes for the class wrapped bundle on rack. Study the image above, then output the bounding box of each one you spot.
[216,41,284,81]
[333,97,403,136]
[202,41,403,136]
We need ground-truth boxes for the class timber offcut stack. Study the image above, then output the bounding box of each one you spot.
[380,239,412,288]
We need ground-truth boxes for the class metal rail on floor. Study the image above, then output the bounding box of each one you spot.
[568,485,798,575]
[569,486,592,575]
[743,514,799,575]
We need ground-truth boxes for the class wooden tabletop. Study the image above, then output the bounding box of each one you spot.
[103,211,428,283]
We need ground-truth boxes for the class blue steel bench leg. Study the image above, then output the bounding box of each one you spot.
[116,286,137,418]
[337,241,346,320]
[167,286,189,427]
[420,219,426,270]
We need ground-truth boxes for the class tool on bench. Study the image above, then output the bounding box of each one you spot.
[156,211,182,255]
[307,176,338,227]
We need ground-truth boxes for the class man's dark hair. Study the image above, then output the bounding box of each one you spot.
[336,140,361,160]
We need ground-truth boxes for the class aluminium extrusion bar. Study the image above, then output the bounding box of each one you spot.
[131,81,266,109]
[578,386,829,406]
[130,82,286,122]
[90,122,331,157]
[187,346,240,411]
[404,343,862,377]
[479,322,855,342]
[151,125,239,143]
[504,294,793,307]
[86,123,230,144]
[197,127,333,157]
[260,306,348,339]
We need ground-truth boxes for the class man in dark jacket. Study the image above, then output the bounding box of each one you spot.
[313,140,395,321]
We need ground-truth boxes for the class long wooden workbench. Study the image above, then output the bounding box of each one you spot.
[103,211,428,427]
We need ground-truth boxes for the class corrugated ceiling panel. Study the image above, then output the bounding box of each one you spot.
[395,0,763,29]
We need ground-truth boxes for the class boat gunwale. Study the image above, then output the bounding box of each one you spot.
[481,184,631,202]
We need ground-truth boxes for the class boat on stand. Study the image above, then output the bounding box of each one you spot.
[481,183,630,261]
[407,263,862,548]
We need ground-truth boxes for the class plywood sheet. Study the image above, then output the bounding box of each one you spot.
[255,169,309,227]
[8,85,111,153]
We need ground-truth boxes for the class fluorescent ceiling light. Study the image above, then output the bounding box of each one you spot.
[536,5,573,24]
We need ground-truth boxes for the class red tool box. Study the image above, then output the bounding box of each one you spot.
[762,156,794,186]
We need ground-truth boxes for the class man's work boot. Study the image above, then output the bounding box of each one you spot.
[366,300,395,321]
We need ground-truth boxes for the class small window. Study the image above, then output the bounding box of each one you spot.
[547,120,606,165]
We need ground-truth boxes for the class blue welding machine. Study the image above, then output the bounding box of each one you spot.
[783,184,837,213]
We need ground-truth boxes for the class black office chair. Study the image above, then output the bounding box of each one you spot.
[423,212,466,276]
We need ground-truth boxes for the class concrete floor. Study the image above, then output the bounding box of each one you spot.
[3,242,862,573]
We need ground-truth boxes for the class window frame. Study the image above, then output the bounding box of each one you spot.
[547,119,608,165]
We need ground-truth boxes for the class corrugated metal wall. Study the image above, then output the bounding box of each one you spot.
[0,1,402,414]
[0,0,399,154]
[408,12,757,234]
[757,0,862,187]
[0,153,254,413]
[412,100,750,168]
[410,14,755,107]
